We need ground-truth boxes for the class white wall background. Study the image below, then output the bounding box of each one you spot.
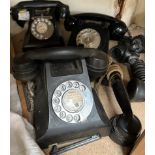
[10,0,120,16]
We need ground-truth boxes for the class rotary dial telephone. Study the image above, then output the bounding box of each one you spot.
[12,47,110,148]
[64,13,128,52]
[11,1,69,51]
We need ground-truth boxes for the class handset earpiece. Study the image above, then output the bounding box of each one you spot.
[12,53,39,81]
[106,64,141,146]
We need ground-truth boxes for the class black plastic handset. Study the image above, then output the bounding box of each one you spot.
[109,71,142,146]
[65,13,128,40]
[12,47,109,81]
[11,1,69,27]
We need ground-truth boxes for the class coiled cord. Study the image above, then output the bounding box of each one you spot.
[130,59,145,82]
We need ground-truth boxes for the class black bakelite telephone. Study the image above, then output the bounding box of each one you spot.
[64,13,128,52]
[10,1,70,51]
[12,47,111,148]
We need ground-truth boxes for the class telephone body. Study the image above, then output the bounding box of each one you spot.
[12,48,110,148]
[64,13,128,52]
[11,1,69,51]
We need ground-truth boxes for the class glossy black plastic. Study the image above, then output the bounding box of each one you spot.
[23,47,107,60]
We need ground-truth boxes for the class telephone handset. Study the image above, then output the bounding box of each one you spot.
[64,13,128,52]
[11,1,70,50]
[106,64,142,146]
[12,47,110,148]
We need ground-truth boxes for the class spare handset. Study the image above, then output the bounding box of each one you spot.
[64,13,128,52]
[106,64,142,146]
[12,47,110,148]
[10,1,70,50]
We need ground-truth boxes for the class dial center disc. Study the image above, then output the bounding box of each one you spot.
[76,28,101,48]
[36,22,48,34]
[62,89,85,113]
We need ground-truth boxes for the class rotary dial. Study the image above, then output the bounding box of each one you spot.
[31,17,54,40]
[76,28,101,48]
[52,80,94,123]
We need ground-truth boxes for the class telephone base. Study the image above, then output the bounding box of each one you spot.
[33,61,110,148]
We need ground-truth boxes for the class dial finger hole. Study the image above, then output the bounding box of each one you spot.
[55,90,62,97]
[37,18,41,22]
[73,82,79,88]
[66,114,73,122]
[53,105,61,113]
[80,85,86,92]
[60,84,66,91]
[34,20,38,24]
[66,81,73,88]
[74,114,80,122]
[59,111,66,119]
[52,98,60,105]
[31,24,35,28]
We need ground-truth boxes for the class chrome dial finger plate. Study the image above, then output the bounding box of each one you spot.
[52,80,94,123]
